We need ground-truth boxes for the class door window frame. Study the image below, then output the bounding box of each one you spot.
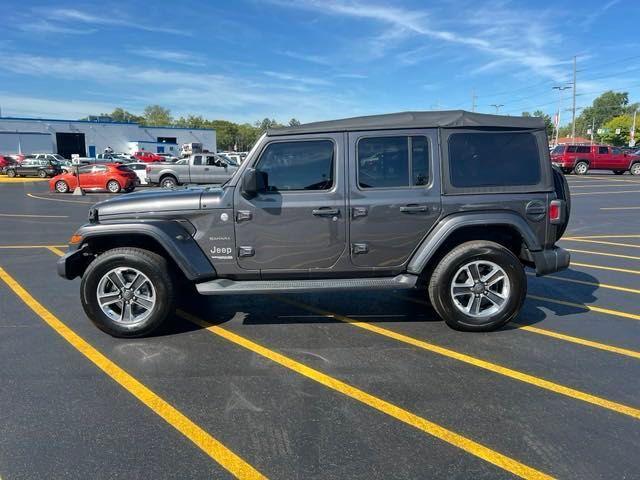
[355,134,432,191]
[252,137,338,194]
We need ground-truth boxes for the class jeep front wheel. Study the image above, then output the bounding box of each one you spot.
[428,241,526,331]
[80,247,175,337]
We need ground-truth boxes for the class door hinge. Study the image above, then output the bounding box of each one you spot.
[238,246,255,257]
[352,207,368,218]
[236,210,252,222]
[351,243,369,254]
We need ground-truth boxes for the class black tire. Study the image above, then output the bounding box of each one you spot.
[80,247,175,337]
[613,170,625,175]
[428,241,526,332]
[7,169,16,178]
[160,175,178,189]
[55,180,69,193]
[38,169,47,178]
[573,161,589,175]
[106,180,121,193]
[631,163,640,176]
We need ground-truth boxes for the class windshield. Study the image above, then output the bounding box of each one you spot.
[52,154,66,161]
[550,145,565,154]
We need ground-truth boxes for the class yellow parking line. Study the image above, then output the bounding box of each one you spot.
[0,213,69,218]
[571,261,640,275]
[0,177,48,183]
[277,298,640,420]
[566,248,640,261]
[178,311,553,480]
[571,190,640,196]
[45,246,66,256]
[526,272,640,295]
[528,294,640,322]
[0,245,67,249]
[0,267,266,480]
[563,238,640,249]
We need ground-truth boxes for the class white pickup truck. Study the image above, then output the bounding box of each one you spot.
[146,153,238,188]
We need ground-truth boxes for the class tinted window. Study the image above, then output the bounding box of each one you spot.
[411,136,429,186]
[448,132,541,188]
[78,165,93,174]
[598,146,608,154]
[551,145,565,154]
[566,146,578,153]
[257,140,334,191]
[612,147,622,155]
[576,146,591,153]
[193,155,202,165]
[358,137,408,188]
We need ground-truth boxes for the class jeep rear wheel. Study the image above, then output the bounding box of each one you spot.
[631,163,640,176]
[80,247,175,337]
[574,161,589,175]
[428,241,526,331]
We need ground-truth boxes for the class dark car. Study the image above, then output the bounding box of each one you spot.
[6,158,63,178]
[57,110,570,337]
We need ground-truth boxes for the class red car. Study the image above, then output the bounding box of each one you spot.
[551,144,640,175]
[50,164,137,193]
[132,151,164,163]
[0,155,18,173]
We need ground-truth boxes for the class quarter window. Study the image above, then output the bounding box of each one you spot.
[257,140,334,191]
[448,132,541,188]
[357,136,429,189]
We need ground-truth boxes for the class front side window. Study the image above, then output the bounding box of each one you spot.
[448,132,541,188]
[612,147,622,155]
[598,146,608,154]
[357,136,429,189]
[257,140,334,191]
[550,145,565,154]
[193,155,202,165]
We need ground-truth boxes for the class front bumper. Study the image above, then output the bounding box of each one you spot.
[57,244,90,279]
[531,246,570,276]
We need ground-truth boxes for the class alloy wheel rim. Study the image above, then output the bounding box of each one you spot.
[450,260,510,318]
[56,181,67,192]
[108,182,119,192]
[633,164,640,175]
[576,163,587,174]
[96,267,156,326]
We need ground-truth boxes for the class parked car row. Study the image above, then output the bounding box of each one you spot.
[551,143,640,175]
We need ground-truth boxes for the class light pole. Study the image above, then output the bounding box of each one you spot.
[552,85,571,147]
[490,104,504,114]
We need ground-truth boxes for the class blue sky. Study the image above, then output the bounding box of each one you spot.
[1,0,639,124]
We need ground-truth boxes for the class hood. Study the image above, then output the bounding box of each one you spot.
[94,186,212,217]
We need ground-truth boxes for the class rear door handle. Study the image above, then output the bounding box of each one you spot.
[312,208,340,216]
[400,205,428,213]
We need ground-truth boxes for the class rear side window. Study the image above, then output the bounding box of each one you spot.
[448,132,541,188]
[257,140,334,191]
[576,146,590,153]
[357,136,429,188]
[566,146,577,153]
[598,146,608,154]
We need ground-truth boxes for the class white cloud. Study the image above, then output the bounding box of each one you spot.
[131,48,205,67]
[262,71,332,86]
[581,0,621,29]
[278,50,331,65]
[18,20,97,35]
[39,8,191,36]
[0,93,116,119]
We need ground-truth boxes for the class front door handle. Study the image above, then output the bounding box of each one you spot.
[312,207,340,216]
[400,205,428,213]
[204,167,210,171]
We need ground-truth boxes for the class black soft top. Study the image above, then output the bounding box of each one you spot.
[268,110,544,136]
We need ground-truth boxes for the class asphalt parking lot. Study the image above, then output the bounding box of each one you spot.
[1,174,639,479]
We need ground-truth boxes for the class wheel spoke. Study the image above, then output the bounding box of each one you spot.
[485,291,505,307]
[468,263,481,281]
[470,296,482,315]
[129,272,146,292]
[120,303,133,323]
[132,295,153,310]
[108,270,126,290]
[482,269,505,287]
[452,286,472,296]
[98,292,121,307]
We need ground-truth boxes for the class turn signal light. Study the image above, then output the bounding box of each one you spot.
[69,234,83,244]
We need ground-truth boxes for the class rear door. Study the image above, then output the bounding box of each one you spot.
[234,134,346,272]
[347,130,441,268]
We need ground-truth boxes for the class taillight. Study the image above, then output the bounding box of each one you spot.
[549,199,562,224]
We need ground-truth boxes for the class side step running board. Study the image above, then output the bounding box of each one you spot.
[196,274,418,295]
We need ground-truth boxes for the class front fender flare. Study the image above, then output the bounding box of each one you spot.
[407,212,541,275]
[61,220,216,281]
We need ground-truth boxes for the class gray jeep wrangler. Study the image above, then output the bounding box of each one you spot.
[57,111,570,337]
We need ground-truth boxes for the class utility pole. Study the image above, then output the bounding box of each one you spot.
[571,55,577,140]
[552,85,571,147]
[590,117,595,145]
[490,104,504,114]
[471,90,477,112]
[631,109,638,147]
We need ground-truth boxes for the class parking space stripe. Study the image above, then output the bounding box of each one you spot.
[0,245,67,249]
[45,246,66,256]
[178,310,553,480]
[571,261,640,275]
[528,295,640,322]
[599,206,640,211]
[0,213,69,218]
[277,298,640,420]
[526,272,640,295]
[571,190,640,196]
[563,238,640,249]
[26,193,93,204]
[566,248,640,261]
[564,235,640,239]
[568,184,638,188]
[0,267,266,480]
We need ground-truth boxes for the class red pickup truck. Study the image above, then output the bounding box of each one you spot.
[551,144,640,175]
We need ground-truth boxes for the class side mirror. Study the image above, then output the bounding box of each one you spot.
[241,168,268,198]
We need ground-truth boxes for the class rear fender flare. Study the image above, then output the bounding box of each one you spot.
[73,221,215,281]
[407,212,541,275]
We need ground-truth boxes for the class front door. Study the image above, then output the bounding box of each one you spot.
[348,130,441,268]
[595,146,611,169]
[189,155,206,183]
[234,134,346,273]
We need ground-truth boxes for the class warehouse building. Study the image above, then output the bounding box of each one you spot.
[0,116,216,158]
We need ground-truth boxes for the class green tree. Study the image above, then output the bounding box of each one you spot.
[110,107,144,123]
[255,118,282,132]
[208,120,240,150]
[574,91,629,137]
[237,123,261,151]
[142,105,173,126]
[288,118,301,127]
[600,115,635,146]
[174,115,207,129]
